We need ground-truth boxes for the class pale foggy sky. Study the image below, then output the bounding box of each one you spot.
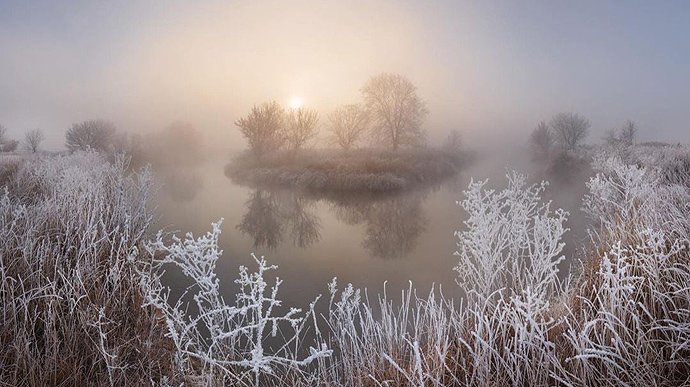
[1,0,689,150]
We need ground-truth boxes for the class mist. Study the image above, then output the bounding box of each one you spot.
[2,0,689,152]
[3,2,690,385]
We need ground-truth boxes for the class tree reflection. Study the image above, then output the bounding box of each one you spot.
[332,192,427,259]
[361,196,427,259]
[237,190,321,249]
[238,188,428,259]
[285,196,321,248]
[237,190,284,249]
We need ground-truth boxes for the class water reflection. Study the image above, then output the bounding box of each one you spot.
[237,187,428,259]
[360,195,427,259]
[285,196,321,248]
[237,190,321,249]
[237,190,285,249]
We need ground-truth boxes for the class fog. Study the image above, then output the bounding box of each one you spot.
[5,3,690,384]
[1,0,689,152]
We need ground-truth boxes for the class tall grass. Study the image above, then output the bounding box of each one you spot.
[3,146,690,386]
[0,153,178,385]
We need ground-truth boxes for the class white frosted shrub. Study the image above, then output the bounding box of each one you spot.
[4,147,690,386]
[454,172,568,304]
[138,220,332,387]
[0,152,173,385]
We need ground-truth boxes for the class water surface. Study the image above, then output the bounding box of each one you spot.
[155,154,588,309]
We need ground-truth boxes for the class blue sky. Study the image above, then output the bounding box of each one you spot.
[1,0,689,148]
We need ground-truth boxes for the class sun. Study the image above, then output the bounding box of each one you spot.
[289,96,303,109]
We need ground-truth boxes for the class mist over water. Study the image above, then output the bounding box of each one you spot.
[155,146,592,308]
[4,2,690,384]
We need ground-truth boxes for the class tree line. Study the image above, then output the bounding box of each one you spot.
[0,125,44,153]
[0,120,204,169]
[1,78,645,159]
[528,112,639,162]
[235,73,430,157]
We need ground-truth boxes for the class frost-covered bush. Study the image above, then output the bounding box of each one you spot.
[138,220,332,386]
[563,232,690,385]
[454,172,568,303]
[4,147,690,386]
[584,154,690,246]
[569,152,690,385]
[0,152,177,385]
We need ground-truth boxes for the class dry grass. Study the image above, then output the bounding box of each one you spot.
[225,147,471,192]
[0,153,178,386]
[3,147,690,386]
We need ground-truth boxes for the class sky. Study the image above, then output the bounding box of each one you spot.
[1,0,689,150]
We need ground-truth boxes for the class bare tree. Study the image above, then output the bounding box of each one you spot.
[24,129,44,153]
[285,107,319,151]
[603,120,637,147]
[549,112,590,151]
[603,128,619,146]
[0,125,18,153]
[362,73,428,150]
[2,140,19,152]
[235,101,286,157]
[619,120,637,146]
[65,120,116,152]
[328,104,370,151]
[529,121,553,161]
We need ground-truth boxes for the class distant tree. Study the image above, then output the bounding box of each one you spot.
[443,129,463,154]
[603,120,637,147]
[529,121,553,161]
[235,101,286,157]
[602,128,619,146]
[65,120,116,152]
[285,107,319,151]
[619,120,637,146]
[110,131,131,154]
[24,129,44,153]
[549,112,590,151]
[362,73,428,150]
[0,124,19,152]
[328,104,370,151]
[1,140,19,152]
[0,125,17,153]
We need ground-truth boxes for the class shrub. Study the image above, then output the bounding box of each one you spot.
[0,152,178,385]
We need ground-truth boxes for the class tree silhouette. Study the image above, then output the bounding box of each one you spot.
[328,104,370,151]
[285,107,319,152]
[362,73,428,150]
[529,121,554,161]
[235,101,286,158]
[24,129,44,153]
[65,120,116,153]
[549,113,590,151]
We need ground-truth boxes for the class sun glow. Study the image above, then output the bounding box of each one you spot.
[289,96,303,109]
